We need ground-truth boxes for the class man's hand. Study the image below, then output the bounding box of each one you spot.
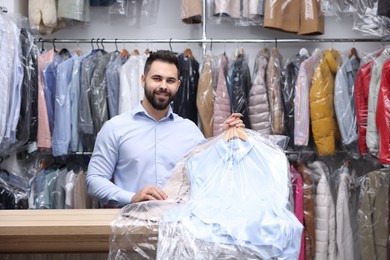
[131,185,168,203]
[222,113,245,131]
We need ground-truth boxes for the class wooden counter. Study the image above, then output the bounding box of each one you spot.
[0,209,120,253]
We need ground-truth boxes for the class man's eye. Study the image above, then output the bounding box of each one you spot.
[152,77,162,81]
[167,79,176,84]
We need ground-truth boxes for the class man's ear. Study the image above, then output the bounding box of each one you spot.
[177,80,181,90]
[141,74,145,87]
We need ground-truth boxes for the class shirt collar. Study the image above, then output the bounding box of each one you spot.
[215,138,254,163]
[132,101,174,122]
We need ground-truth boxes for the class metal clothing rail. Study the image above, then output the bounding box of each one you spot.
[37,37,390,45]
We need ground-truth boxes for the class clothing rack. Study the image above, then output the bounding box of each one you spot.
[37,37,390,56]
[37,37,390,45]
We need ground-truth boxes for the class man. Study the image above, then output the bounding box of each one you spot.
[86,50,243,208]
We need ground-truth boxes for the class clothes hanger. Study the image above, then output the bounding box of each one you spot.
[74,41,83,56]
[119,41,130,59]
[132,47,140,55]
[223,127,249,142]
[183,47,193,59]
[348,47,360,63]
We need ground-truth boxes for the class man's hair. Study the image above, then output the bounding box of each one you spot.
[144,50,180,78]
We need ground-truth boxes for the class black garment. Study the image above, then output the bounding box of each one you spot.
[280,52,308,150]
[15,29,38,149]
[0,186,15,209]
[172,53,199,124]
[378,0,390,17]
[227,53,251,129]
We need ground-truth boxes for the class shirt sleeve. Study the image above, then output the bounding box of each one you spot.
[86,120,134,207]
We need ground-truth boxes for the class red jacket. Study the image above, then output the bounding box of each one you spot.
[376,60,390,164]
[354,61,373,155]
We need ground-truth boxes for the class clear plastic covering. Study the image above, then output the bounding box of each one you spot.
[353,0,390,36]
[207,0,264,26]
[197,51,215,138]
[108,0,159,26]
[0,13,38,157]
[0,170,29,209]
[109,128,303,259]
[357,168,390,259]
[226,48,252,129]
[310,49,342,156]
[57,0,91,22]
[334,48,361,158]
[321,0,356,19]
[267,47,284,135]
[172,50,200,125]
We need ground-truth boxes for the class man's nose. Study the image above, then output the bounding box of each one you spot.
[160,80,168,89]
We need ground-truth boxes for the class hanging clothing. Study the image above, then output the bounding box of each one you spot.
[280,48,309,149]
[290,165,305,260]
[248,48,271,134]
[119,53,147,114]
[334,55,360,147]
[181,0,202,24]
[266,47,284,134]
[296,162,316,260]
[376,59,390,164]
[310,49,342,156]
[263,0,324,35]
[51,54,76,156]
[213,54,231,136]
[197,52,214,138]
[335,164,361,260]
[294,48,322,147]
[307,161,336,260]
[172,53,200,125]
[354,60,373,155]
[366,49,390,155]
[358,169,390,260]
[227,52,251,128]
[37,49,55,149]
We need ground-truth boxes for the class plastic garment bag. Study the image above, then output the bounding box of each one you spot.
[109,128,303,259]
[267,47,284,135]
[353,0,390,36]
[226,50,252,129]
[248,48,271,135]
[280,48,310,150]
[334,52,360,157]
[196,51,215,138]
[213,54,231,136]
[358,169,390,260]
[309,49,342,156]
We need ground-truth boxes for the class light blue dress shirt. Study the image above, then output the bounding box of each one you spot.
[52,54,77,156]
[69,51,92,152]
[160,134,303,259]
[86,102,205,207]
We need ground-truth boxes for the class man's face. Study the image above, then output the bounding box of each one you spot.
[142,60,180,110]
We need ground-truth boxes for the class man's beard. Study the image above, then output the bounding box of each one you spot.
[145,86,175,111]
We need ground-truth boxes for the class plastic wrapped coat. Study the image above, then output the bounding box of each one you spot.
[310,49,342,156]
[266,47,284,134]
[196,52,215,138]
[376,59,390,164]
[248,48,271,134]
[213,54,231,136]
